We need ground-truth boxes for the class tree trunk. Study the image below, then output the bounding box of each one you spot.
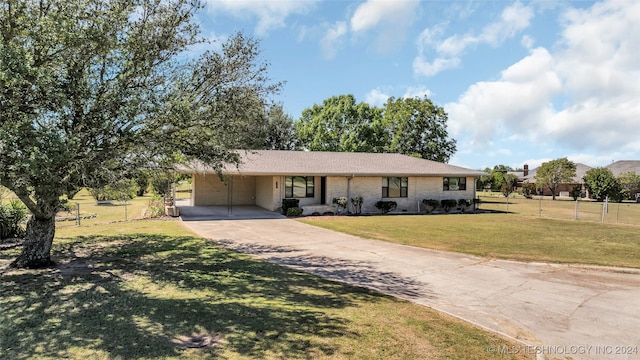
[10,214,56,269]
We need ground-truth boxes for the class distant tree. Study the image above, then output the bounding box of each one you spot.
[617,172,640,200]
[500,174,519,198]
[584,168,623,202]
[384,96,456,162]
[534,158,577,200]
[264,105,296,150]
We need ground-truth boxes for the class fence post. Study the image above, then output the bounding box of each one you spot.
[575,200,579,220]
[538,196,542,217]
[616,202,620,223]
[124,200,128,221]
[75,202,80,226]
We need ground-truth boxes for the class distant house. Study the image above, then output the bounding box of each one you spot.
[522,163,593,197]
[180,150,486,215]
[605,160,640,176]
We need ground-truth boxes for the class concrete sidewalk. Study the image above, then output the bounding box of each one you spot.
[181,218,640,360]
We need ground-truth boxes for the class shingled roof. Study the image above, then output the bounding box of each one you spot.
[523,163,593,183]
[605,160,640,176]
[182,150,485,177]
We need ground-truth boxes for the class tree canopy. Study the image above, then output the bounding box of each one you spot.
[0,0,280,268]
[534,158,577,200]
[583,168,623,202]
[294,94,456,162]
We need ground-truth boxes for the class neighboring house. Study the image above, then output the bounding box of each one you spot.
[605,160,640,176]
[522,163,593,197]
[180,150,486,215]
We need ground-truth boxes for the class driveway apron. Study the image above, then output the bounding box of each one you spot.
[181,218,640,360]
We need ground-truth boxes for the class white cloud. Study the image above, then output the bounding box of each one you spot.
[447,0,640,161]
[350,0,419,53]
[403,86,432,99]
[320,21,347,59]
[414,1,534,77]
[365,88,390,107]
[205,0,319,35]
[413,56,461,77]
[350,0,419,32]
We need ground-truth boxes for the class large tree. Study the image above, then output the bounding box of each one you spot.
[0,0,280,268]
[294,94,385,153]
[583,168,623,202]
[534,158,577,200]
[294,94,456,162]
[383,96,456,162]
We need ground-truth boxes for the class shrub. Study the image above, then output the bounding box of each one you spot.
[375,200,397,214]
[58,200,77,213]
[422,199,440,213]
[520,183,537,199]
[333,197,348,213]
[458,199,472,210]
[281,198,300,215]
[286,207,303,217]
[0,200,29,239]
[144,197,165,218]
[440,199,457,212]
[90,179,138,202]
[351,196,363,215]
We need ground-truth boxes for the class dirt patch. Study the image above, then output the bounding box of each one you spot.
[170,332,225,348]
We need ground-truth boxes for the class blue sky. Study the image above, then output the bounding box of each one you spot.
[197,0,639,171]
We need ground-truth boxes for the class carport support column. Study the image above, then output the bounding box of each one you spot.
[227,175,233,215]
[347,174,354,214]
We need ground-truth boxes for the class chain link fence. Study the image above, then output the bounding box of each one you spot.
[478,193,640,226]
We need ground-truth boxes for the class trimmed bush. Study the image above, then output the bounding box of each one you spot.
[286,207,303,217]
[333,197,348,212]
[440,199,457,212]
[281,198,300,215]
[375,200,397,214]
[458,199,472,207]
[422,199,440,213]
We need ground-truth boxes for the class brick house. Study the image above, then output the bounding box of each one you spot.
[181,150,486,215]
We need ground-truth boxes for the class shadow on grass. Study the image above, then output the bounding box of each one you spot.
[0,233,385,359]
[214,239,435,300]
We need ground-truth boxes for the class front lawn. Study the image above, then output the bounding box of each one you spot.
[0,221,530,359]
[300,214,640,268]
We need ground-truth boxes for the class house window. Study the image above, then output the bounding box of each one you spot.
[443,177,466,191]
[382,177,408,198]
[285,176,314,198]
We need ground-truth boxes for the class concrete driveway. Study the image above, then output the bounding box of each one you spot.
[181,218,640,360]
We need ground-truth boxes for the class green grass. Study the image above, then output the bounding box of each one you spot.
[0,221,531,360]
[478,192,640,226]
[300,214,640,268]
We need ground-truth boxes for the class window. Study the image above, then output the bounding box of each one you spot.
[443,177,466,191]
[285,176,314,198]
[382,177,408,198]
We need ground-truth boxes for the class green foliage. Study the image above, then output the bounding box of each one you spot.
[617,172,640,200]
[584,167,623,202]
[422,199,440,213]
[534,158,577,200]
[89,179,138,202]
[569,185,583,201]
[440,199,458,212]
[294,94,456,162]
[383,96,457,162]
[350,196,363,215]
[0,201,28,239]
[333,197,348,210]
[500,174,519,198]
[520,183,537,199]
[286,207,303,217]
[263,105,296,150]
[0,0,281,268]
[458,199,472,209]
[281,198,300,215]
[144,197,166,219]
[375,201,397,214]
